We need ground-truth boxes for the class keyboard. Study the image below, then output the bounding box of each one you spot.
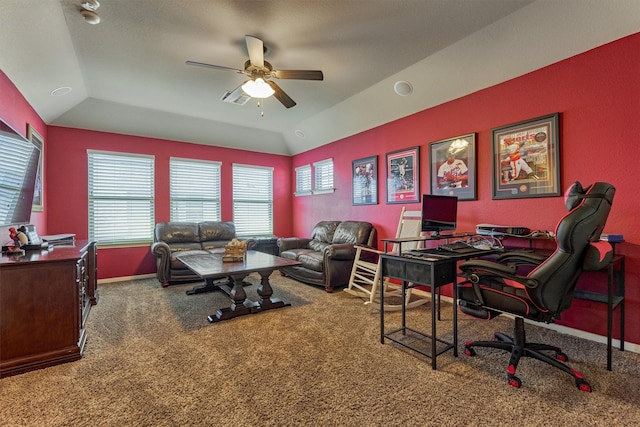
[438,242,476,253]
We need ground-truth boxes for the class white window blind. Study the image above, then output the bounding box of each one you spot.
[294,164,312,196]
[232,164,273,237]
[170,158,221,222]
[313,158,334,194]
[88,151,154,245]
[0,131,39,224]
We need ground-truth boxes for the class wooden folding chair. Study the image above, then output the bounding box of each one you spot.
[344,207,429,311]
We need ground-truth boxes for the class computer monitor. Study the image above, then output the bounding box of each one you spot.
[421,194,458,236]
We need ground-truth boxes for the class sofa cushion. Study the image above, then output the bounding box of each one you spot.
[308,239,331,252]
[333,221,374,245]
[298,251,325,272]
[169,248,209,270]
[279,248,314,261]
[156,222,200,244]
[199,221,236,242]
[311,221,341,244]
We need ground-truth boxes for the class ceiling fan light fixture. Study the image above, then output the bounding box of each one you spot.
[241,78,275,99]
[81,9,101,24]
[81,0,100,11]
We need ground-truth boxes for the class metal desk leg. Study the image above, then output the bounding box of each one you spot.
[607,261,614,371]
[431,283,437,370]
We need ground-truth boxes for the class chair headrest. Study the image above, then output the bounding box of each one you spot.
[564,181,614,211]
[564,181,591,211]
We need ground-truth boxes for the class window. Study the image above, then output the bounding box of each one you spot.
[232,164,273,237]
[88,151,154,245]
[313,158,334,194]
[294,164,312,196]
[170,158,221,222]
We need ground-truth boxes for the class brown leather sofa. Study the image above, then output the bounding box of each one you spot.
[277,221,377,292]
[150,221,255,287]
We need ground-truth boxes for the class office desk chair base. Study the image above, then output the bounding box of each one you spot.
[463,317,592,392]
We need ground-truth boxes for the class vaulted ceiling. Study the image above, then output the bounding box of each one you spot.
[1,1,638,155]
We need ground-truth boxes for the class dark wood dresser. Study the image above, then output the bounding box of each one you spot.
[0,240,97,378]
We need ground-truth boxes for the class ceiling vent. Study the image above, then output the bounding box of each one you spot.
[221,87,251,106]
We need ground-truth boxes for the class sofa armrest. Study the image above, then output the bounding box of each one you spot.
[325,243,358,260]
[277,237,312,252]
[241,238,257,251]
[150,241,171,286]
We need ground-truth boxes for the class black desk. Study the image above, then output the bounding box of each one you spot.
[380,248,499,369]
[573,254,625,371]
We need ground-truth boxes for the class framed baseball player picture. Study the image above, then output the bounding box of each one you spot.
[386,146,420,204]
[491,113,561,200]
[429,133,477,201]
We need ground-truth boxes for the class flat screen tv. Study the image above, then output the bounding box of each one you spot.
[421,194,458,236]
[0,119,40,226]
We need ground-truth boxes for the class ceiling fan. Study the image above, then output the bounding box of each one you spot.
[186,35,323,109]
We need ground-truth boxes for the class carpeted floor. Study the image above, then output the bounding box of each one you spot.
[1,275,639,426]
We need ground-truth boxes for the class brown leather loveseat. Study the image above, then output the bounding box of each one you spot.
[150,221,255,287]
[277,221,377,292]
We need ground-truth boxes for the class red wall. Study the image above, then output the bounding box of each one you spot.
[0,72,47,234]
[291,33,640,344]
[1,33,638,345]
[44,127,293,279]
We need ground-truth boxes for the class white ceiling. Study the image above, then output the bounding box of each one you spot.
[0,1,638,156]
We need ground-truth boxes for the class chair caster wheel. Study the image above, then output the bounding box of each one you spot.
[576,380,592,393]
[507,374,522,388]
[555,351,569,362]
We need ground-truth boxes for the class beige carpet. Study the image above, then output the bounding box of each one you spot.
[1,275,639,426]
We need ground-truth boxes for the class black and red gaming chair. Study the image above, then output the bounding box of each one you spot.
[458,181,616,392]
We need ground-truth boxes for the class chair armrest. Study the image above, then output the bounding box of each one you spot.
[325,243,358,260]
[277,237,311,252]
[496,251,548,266]
[459,259,539,289]
[353,244,383,255]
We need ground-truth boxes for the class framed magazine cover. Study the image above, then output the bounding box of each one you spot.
[492,113,560,199]
[352,155,378,205]
[429,133,476,200]
[386,146,419,204]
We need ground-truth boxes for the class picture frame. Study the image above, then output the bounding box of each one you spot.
[27,124,44,212]
[430,133,476,200]
[492,113,561,200]
[386,146,419,204]
[352,156,378,205]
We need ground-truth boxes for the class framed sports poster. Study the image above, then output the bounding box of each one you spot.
[492,113,561,200]
[386,146,419,204]
[430,133,476,200]
[352,155,378,205]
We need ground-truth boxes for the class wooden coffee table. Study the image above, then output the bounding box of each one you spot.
[176,250,301,323]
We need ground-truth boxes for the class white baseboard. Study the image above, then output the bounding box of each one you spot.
[411,288,638,355]
[98,273,156,284]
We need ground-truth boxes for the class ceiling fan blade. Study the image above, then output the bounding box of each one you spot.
[245,35,264,68]
[267,80,296,109]
[186,60,244,74]
[273,70,324,81]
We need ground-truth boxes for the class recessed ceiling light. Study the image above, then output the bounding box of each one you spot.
[394,80,413,96]
[51,86,72,96]
[294,130,305,139]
